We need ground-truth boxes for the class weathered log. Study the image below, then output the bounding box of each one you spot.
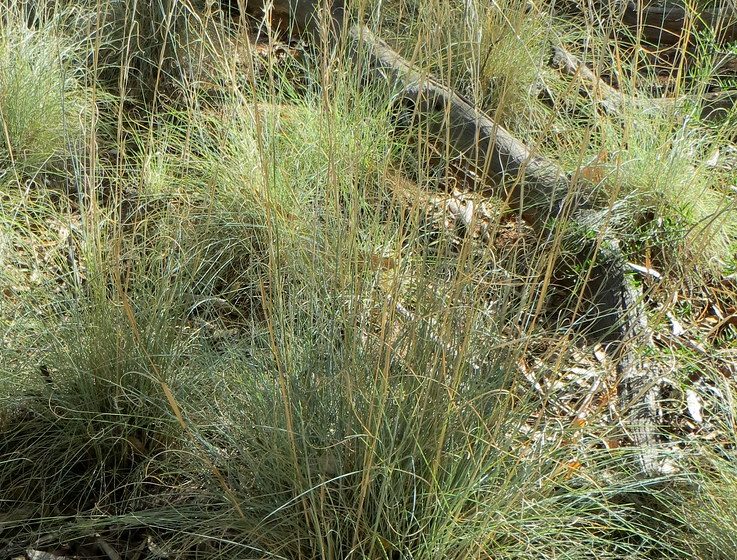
[552,45,627,114]
[351,26,572,227]
[224,0,345,37]
[348,25,670,475]
[551,45,670,115]
[622,0,737,46]
[552,44,737,121]
[580,240,672,475]
[555,0,737,46]
[700,89,737,120]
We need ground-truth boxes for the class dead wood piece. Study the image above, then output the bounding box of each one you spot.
[351,25,572,227]
[616,279,676,475]
[347,24,669,476]
[701,90,737,120]
[552,45,627,114]
[560,0,737,46]
[586,242,673,474]
[551,45,673,115]
[553,44,737,121]
[622,0,737,46]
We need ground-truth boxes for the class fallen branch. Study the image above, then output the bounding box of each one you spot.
[351,26,572,227]
[622,0,737,47]
[552,44,737,121]
[231,0,345,37]
[700,90,737,120]
[347,25,669,475]
[551,45,666,115]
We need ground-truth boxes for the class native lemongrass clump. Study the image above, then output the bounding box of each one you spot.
[0,12,87,176]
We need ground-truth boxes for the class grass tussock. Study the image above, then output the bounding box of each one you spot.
[0,11,88,177]
[2,0,737,558]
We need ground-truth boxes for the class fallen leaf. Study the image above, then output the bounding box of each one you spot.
[686,389,703,424]
[667,311,686,336]
[627,262,662,280]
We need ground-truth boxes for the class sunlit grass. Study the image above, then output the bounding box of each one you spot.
[1,0,737,558]
[0,11,88,177]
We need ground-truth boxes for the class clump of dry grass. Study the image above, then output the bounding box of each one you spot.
[0,9,88,176]
[1,1,737,558]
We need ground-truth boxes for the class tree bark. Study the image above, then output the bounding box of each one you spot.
[622,0,737,46]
